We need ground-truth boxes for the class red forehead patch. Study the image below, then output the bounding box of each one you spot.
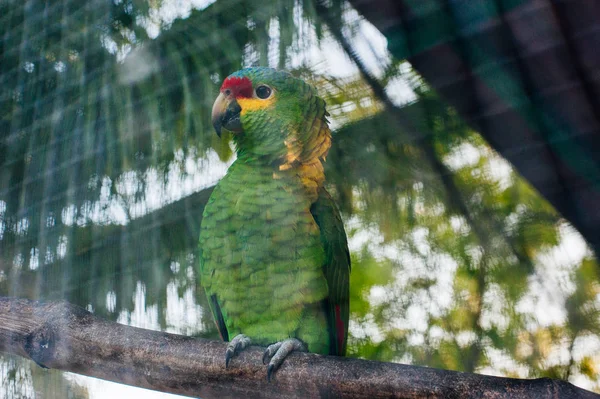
[221,76,253,98]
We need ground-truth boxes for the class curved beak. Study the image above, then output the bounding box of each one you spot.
[212,92,242,137]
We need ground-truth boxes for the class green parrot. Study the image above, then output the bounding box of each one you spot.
[199,67,350,380]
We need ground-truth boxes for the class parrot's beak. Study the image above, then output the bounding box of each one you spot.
[212,92,243,137]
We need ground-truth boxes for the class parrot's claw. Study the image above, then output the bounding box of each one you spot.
[225,334,251,368]
[262,341,281,365]
[262,338,307,382]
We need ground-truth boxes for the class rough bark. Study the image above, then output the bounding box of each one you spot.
[0,296,597,399]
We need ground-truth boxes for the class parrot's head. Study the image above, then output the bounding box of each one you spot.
[212,67,331,168]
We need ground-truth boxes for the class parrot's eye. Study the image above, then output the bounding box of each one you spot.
[255,85,272,99]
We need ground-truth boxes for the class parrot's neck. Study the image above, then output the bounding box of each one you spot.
[233,154,326,203]
[234,115,332,203]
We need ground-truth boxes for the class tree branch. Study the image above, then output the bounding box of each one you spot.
[0,297,596,398]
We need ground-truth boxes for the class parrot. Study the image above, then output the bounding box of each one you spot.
[198,67,350,380]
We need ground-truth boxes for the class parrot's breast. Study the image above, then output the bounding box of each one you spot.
[199,161,329,353]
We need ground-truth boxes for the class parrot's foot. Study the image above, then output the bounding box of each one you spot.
[225,334,251,368]
[262,338,307,382]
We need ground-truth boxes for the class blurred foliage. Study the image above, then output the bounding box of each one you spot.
[0,0,599,397]
[1,355,89,399]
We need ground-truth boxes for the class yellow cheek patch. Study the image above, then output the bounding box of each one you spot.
[237,96,276,115]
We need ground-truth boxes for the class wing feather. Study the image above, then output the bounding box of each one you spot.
[311,187,351,355]
[209,294,229,342]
